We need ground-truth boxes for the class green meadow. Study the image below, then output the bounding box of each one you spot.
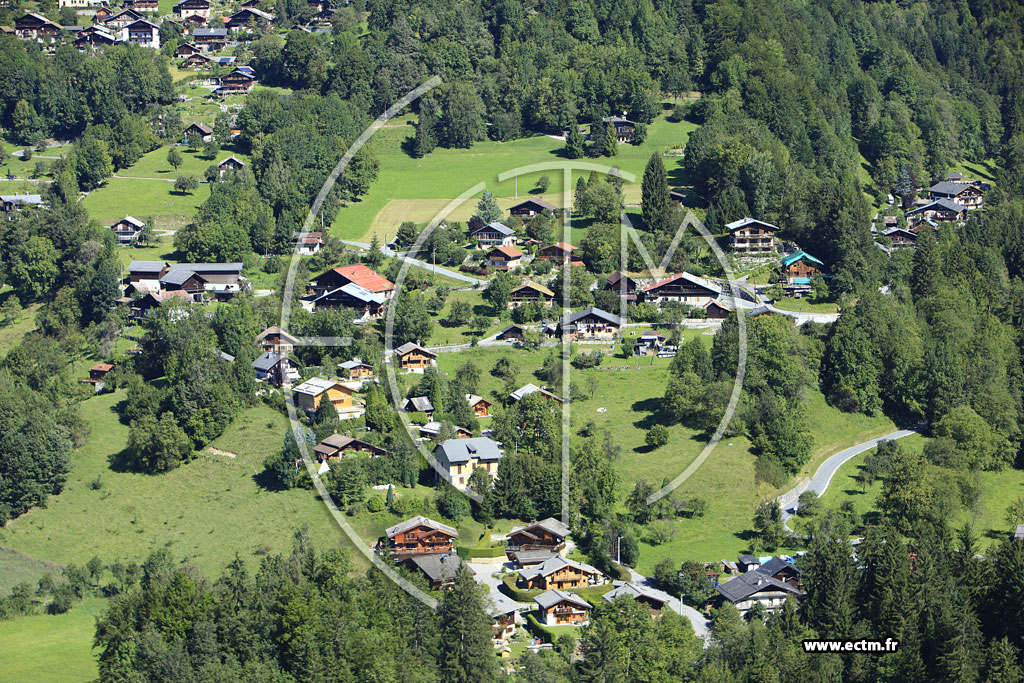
[0,597,103,683]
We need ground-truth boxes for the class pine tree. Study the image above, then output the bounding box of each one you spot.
[641,153,669,234]
[984,638,1024,683]
[910,227,941,301]
[477,189,502,224]
[564,122,584,159]
[574,176,590,216]
[438,565,498,683]
[603,121,618,157]
[385,484,395,508]
[365,234,384,269]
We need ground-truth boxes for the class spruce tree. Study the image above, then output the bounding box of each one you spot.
[641,153,669,234]
[564,122,584,159]
[438,565,498,683]
[603,121,618,157]
[910,227,941,301]
[574,176,590,216]
[477,189,502,224]
[984,638,1024,683]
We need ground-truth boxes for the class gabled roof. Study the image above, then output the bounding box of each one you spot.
[394,342,436,357]
[725,217,779,233]
[434,437,502,464]
[509,517,570,540]
[780,250,823,268]
[495,324,525,338]
[486,592,530,617]
[229,6,274,19]
[193,27,227,36]
[906,198,967,215]
[406,552,470,583]
[318,433,385,454]
[1,193,44,206]
[541,241,576,253]
[255,325,299,345]
[160,269,205,286]
[405,396,434,413]
[313,282,387,305]
[511,281,554,297]
[487,245,524,259]
[218,154,245,168]
[716,570,804,603]
[518,556,601,582]
[510,197,557,212]
[562,306,623,327]
[339,358,372,370]
[606,271,637,286]
[103,9,142,22]
[465,394,492,407]
[386,515,457,539]
[470,221,515,237]
[124,18,160,29]
[757,557,800,578]
[641,271,722,296]
[509,383,563,403]
[113,215,145,228]
[603,581,671,606]
[127,260,168,273]
[252,351,289,371]
[929,181,979,196]
[234,66,257,78]
[292,377,348,397]
[535,589,591,611]
[322,264,394,293]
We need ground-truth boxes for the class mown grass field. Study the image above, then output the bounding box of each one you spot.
[769,298,840,314]
[817,434,1024,549]
[334,107,699,243]
[0,394,354,577]
[0,546,64,598]
[0,596,103,683]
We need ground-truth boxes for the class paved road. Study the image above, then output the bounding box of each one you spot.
[778,425,925,520]
[625,567,710,645]
[341,239,484,284]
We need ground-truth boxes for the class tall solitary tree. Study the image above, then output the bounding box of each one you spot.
[438,565,498,683]
[167,146,183,171]
[476,189,502,224]
[564,122,584,159]
[641,153,669,234]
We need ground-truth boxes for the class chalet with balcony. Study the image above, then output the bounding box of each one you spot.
[252,351,298,387]
[192,27,227,49]
[494,324,526,342]
[557,306,622,339]
[217,155,246,177]
[338,359,373,380]
[122,18,160,48]
[488,594,528,644]
[225,6,274,28]
[466,394,493,418]
[509,197,557,219]
[255,326,298,354]
[181,51,211,68]
[216,66,257,95]
[509,281,554,308]
[640,271,721,307]
[715,567,804,615]
[506,517,570,556]
[73,25,116,47]
[780,250,823,286]
[537,241,577,264]
[906,198,967,223]
[592,116,636,143]
[102,8,142,29]
[292,231,323,255]
[727,217,778,254]
[485,245,524,271]
[14,13,62,40]
[433,437,502,490]
[110,216,145,245]
[518,556,604,591]
[605,271,639,300]
[183,122,213,142]
[603,582,672,614]
[928,181,984,208]
[385,515,458,560]
[395,342,436,372]
[311,264,394,298]
[292,377,358,418]
[883,227,918,248]
[535,590,591,626]
[313,433,387,461]
[308,283,387,317]
[173,0,209,20]
[124,0,158,12]
[400,552,470,590]
[470,221,517,248]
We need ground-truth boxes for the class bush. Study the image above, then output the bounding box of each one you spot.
[642,520,676,546]
[89,475,104,491]
[645,424,669,449]
[262,256,282,274]
[390,495,413,516]
[366,494,385,512]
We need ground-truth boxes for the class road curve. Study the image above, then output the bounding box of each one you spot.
[778,424,925,521]
[341,239,484,285]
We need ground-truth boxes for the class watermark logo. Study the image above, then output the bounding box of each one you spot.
[278,79,747,607]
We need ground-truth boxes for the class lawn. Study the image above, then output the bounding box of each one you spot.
[769,297,839,314]
[335,106,700,243]
[0,546,64,598]
[81,176,211,226]
[0,291,40,351]
[0,394,356,577]
[0,596,103,683]
[816,434,1024,549]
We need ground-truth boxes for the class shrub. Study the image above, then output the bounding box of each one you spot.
[645,424,669,449]
[366,494,385,512]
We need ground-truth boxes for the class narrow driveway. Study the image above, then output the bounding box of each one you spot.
[341,239,484,285]
[625,567,710,645]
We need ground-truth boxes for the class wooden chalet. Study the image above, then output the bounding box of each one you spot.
[602,582,672,615]
[1,193,44,213]
[506,517,570,555]
[292,231,324,255]
[400,552,471,590]
[509,281,554,308]
[485,245,524,271]
[124,0,158,12]
[310,264,394,298]
[780,250,823,286]
[537,241,577,264]
[183,122,213,142]
[703,298,735,319]
[313,432,387,461]
[181,51,211,68]
[338,359,374,380]
[308,283,386,317]
[726,217,778,254]
[255,326,298,354]
[466,394,493,418]
[217,155,246,177]
[536,590,591,626]
[88,362,114,381]
[192,27,227,48]
[883,227,917,248]
[668,188,687,205]
[403,396,434,417]
[470,221,517,248]
[184,13,207,27]
[605,271,639,298]
[14,13,62,40]
[906,199,967,223]
[509,383,563,404]
[292,377,358,417]
[494,324,526,341]
[109,216,145,245]
[520,556,604,591]
[102,9,142,29]
[640,271,721,307]
[174,41,201,57]
[420,422,472,440]
[73,25,116,47]
[216,66,257,95]
[488,594,527,644]
[594,116,636,143]
[385,515,458,559]
[716,565,804,615]
[173,0,209,20]
[557,306,622,339]
[225,6,274,28]
[122,18,160,49]
[394,342,436,372]
[928,181,984,208]
[508,197,557,219]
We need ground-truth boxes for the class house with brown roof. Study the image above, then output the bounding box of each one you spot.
[509,281,554,308]
[394,342,436,372]
[535,590,591,626]
[225,6,274,28]
[537,242,577,263]
[557,306,622,339]
[183,122,213,142]
[485,245,524,271]
[313,433,387,461]
[509,197,557,219]
[292,231,324,256]
[605,271,640,298]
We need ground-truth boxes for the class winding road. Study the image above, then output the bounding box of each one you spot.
[341,239,485,285]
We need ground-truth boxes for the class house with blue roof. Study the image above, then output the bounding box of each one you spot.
[780,250,823,286]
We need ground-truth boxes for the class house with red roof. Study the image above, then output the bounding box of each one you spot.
[310,264,395,299]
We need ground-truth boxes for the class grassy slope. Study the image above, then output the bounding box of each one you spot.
[0,597,103,683]
[0,546,64,598]
[335,108,698,243]
[0,394,350,577]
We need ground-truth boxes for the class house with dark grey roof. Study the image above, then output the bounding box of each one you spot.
[470,221,517,248]
[928,180,984,208]
[603,581,673,613]
[385,515,458,558]
[487,593,529,643]
[509,197,557,219]
[715,568,804,614]
[401,552,470,589]
[394,342,436,372]
[905,198,968,223]
[433,437,502,490]
[509,281,554,309]
[403,396,434,416]
[252,351,298,387]
[1,193,44,213]
[109,216,146,245]
[313,433,387,460]
[506,517,570,555]
[535,589,591,626]
[640,272,721,307]
[518,556,604,591]
[557,306,623,339]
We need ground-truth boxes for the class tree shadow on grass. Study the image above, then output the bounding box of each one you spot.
[107,448,138,474]
[252,469,288,492]
[630,397,663,430]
